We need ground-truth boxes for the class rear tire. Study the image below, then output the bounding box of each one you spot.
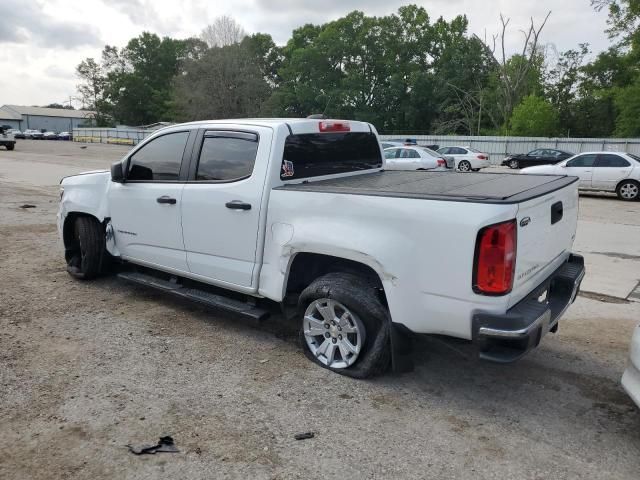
[66,216,106,280]
[6,143,15,151]
[617,180,640,201]
[458,160,471,172]
[298,272,390,378]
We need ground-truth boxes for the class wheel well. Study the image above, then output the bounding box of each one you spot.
[62,213,101,253]
[285,253,387,304]
[616,178,639,191]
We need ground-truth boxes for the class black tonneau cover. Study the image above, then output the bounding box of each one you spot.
[276,171,578,204]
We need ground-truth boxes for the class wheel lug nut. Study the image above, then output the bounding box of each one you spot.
[324,332,330,338]
[332,338,337,344]
[338,335,342,340]
[324,323,330,329]
[337,326,342,331]
[331,320,336,326]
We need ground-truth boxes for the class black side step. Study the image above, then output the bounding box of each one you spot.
[117,272,270,323]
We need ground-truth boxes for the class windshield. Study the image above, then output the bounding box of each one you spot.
[282,132,382,180]
[467,147,481,153]
[627,153,640,163]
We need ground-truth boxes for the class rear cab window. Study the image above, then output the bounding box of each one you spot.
[281,132,382,180]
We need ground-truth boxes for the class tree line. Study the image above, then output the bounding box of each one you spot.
[76,2,640,137]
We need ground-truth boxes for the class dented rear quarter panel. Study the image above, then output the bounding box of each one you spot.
[260,188,519,339]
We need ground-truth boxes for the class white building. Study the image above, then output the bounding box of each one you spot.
[0,105,96,132]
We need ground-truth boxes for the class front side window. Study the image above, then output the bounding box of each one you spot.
[566,154,597,168]
[384,148,399,159]
[196,132,259,181]
[128,131,189,181]
[595,154,630,168]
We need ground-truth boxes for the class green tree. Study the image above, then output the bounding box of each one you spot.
[510,95,560,136]
[614,79,640,135]
[173,43,271,121]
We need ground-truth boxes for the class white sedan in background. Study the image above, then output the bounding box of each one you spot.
[436,146,491,172]
[384,146,453,171]
[622,324,640,409]
[520,151,640,201]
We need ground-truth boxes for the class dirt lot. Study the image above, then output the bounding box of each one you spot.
[1,140,639,479]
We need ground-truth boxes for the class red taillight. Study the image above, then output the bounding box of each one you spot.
[473,220,517,295]
[319,121,350,132]
[477,154,487,160]
[437,158,446,167]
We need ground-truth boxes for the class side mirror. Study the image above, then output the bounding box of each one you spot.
[111,160,125,183]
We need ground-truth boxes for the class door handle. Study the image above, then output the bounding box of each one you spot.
[225,200,251,210]
[157,196,177,205]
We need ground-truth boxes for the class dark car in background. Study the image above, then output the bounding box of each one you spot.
[502,148,574,169]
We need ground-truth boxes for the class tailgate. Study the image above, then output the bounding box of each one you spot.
[508,179,579,307]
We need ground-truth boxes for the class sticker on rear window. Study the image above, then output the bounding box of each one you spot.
[282,159,295,178]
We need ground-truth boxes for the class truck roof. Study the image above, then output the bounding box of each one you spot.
[169,118,374,135]
[277,171,579,204]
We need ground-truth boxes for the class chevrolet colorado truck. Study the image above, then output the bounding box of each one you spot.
[58,119,585,377]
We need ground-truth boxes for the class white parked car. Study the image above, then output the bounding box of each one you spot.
[622,324,640,409]
[58,118,585,377]
[520,152,640,201]
[384,146,454,170]
[437,146,491,172]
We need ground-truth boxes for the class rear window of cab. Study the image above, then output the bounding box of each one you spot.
[281,132,382,180]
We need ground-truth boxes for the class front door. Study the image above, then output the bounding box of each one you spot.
[591,153,633,191]
[181,128,271,288]
[564,153,597,188]
[108,130,192,272]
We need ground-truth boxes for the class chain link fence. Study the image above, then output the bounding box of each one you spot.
[72,128,154,146]
[379,134,640,165]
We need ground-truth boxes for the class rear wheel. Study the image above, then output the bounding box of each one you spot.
[617,180,640,201]
[458,160,472,172]
[66,216,106,280]
[6,143,14,151]
[299,272,390,378]
[509,159,519,169]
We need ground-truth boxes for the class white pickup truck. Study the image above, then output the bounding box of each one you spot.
[58,119,585,377]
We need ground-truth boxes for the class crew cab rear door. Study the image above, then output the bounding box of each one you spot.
[180,127,273,289]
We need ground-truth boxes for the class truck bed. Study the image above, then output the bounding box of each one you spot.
[276,171,578,204]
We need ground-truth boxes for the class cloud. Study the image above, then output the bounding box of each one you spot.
[106,0,181,36]
[44,64,76,80]
[0,0,101,48]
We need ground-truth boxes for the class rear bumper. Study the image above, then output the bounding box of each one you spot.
[472,254,585,363]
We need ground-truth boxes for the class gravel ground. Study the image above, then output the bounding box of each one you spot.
[1,140,639,479]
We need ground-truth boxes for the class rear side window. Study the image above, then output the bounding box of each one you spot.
[400,149,420,158]
[281,132,382,180]
[595,154,630,168]
[567,154,596,168]
[196,132,259,181]
[128,132,189,181]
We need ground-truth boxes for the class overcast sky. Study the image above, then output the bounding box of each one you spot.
[0,0,611,108]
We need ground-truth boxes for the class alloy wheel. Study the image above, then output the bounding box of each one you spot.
[303,298,365,369]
